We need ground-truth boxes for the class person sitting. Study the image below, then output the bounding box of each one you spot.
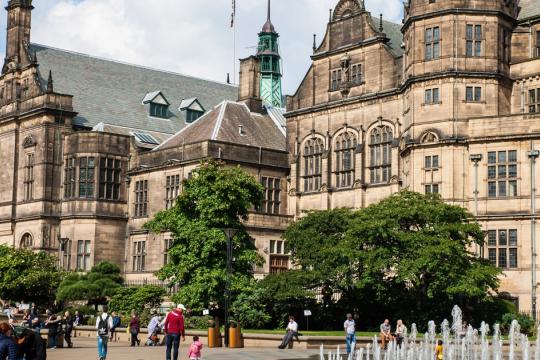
[278,316,299,349]
[395,320,407,347]
[380,319,392,349]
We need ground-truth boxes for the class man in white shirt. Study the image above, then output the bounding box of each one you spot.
[95,305,114,360]
[278,315,299,349]
[344,313,356,355]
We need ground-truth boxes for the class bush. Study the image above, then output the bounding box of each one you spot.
[109,285,166,314]
[186,316,214,329]
[500,313,535,336]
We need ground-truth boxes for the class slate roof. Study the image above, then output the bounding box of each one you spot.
[370,16,404,57]
[30,44,238,135]
[155,101,286,152]
[519,0,540,21]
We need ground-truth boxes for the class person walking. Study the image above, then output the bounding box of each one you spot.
[63,311,74,348]
[163,305,186,360]
[44,310,60,349]
[146,311,161,346]
[96,305,113,360]
[343,313,356,356]
[0,323,17,360]
[109,312,121,342]
[187,335,203,360]
[129,312,141,347]
[278,315,299,349]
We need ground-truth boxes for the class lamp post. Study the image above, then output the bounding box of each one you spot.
[221,228,238,347]
[470,154,483,257]
[528,149,539,322]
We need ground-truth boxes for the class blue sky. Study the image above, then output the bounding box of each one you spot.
[0,0,404,94]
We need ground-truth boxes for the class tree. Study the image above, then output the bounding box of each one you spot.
[144,161,264,311]
[109,285,166,314]
[56,261,124,309]
[281,191,502,328]
[349,191,501,325]
[0,245,61,304]
[283,208,356,310]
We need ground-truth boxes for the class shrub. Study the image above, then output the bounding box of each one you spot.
[186,316,214,329]
[500,313,535,336]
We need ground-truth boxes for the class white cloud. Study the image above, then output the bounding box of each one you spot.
[0,0,404,94]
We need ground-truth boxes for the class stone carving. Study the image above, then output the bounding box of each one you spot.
[333,0,364,21]
[22,135,36,148]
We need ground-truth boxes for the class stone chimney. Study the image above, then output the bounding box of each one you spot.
[238,56,262,113]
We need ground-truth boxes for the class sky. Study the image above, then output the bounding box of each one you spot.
[0,0,404,95]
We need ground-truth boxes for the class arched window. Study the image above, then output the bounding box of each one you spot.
[20,233,33,249]
[303,138,324,192]
[335,132,357,188]
[369,126,393,184]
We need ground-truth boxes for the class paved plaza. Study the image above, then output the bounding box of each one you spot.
[47,338,318,360]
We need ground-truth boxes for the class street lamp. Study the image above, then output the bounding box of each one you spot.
[528,149,539,322]
[470,154,483,257]
[221,228,238,348]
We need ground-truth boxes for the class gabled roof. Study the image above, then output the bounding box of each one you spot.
[31,44,237,135]
[154,101,286,152]
[179,97,204,112]
[142,91,169,105]
[519,0,540,21]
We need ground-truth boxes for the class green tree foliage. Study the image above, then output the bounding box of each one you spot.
[281,191,502,329]
[56,261,123,308]
[144,161,264,311]
[109,285,166,314]
[0,245,61,304]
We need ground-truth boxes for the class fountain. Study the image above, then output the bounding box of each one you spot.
[316,306,536,360]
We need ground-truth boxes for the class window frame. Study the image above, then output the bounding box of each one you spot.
[486,229,517,269]
[303,138,324,192]
[528,88,540,113]
[165,175,181,210]
[487,150,518,198]
[466,86,482,102]
[98,157,122,201]
[23,153,34,201]
[259,176,281,214]
[425,26,440,61]
[330,69,342,92]
[368,126,393,184]
[78,157,95,199]
[149,102,169,118]
[134,180,149,217]
[424,88,440,105]
[335,132,357,188]
[76,240,91,271]
[466,24,483,57]
[132,240,147,272]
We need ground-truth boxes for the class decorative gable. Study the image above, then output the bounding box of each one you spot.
[142,90,170,106]
[179,97,205,112]
[22,135,36,148]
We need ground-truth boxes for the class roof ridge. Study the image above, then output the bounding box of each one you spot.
[31,42,238,89]
[211,101,230,140]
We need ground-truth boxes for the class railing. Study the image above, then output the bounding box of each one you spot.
[123,279,178,294]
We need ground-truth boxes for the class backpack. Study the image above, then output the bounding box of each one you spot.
[97,315,110,337]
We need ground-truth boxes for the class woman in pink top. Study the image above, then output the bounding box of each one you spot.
[187,335,203,360]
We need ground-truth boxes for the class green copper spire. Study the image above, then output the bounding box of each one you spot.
[256,0,283,108]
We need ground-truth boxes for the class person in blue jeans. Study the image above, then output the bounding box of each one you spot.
[343,313,356,356]
[95,305,114,360]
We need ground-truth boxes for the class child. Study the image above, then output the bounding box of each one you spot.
[435,340,443,360]
[187,335,203,360]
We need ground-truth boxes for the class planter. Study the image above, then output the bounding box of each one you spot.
[229,326,242,348]
[207,327,221,348]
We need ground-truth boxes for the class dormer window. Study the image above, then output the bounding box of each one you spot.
[186,109,203,122]
[143,90,170,119]
[150,103,168,118]
[179,97,205,124]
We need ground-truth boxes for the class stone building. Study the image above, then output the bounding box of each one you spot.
[286,0,540,312]
[0,0,291,283]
